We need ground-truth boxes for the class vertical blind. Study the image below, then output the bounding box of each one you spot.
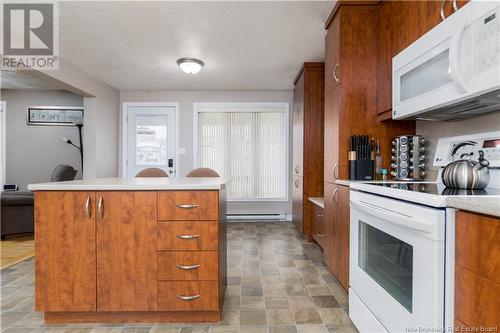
[198,111,287,200]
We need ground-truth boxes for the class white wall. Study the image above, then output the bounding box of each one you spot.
[119,90,294,215]
[39,59,120,178]
[416,110,500,172]
[1,89,84,190]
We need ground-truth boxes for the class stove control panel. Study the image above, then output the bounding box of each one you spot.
[434,131,500,167]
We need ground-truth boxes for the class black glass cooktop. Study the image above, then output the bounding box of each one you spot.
[368,182,500,196]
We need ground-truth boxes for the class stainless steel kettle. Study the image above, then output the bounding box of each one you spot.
[442,150,490,189]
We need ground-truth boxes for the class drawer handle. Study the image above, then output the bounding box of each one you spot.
[177,204,199,209]
[176,234,200,239]
[176,264,200,270]
[177,294,201,301]
[316,233,324,237]
[317,214,324,217]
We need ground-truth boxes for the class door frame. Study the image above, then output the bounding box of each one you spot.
[121,102,179,178]
[0,101,6,187]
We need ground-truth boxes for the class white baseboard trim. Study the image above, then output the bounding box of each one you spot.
[227,213,289,221]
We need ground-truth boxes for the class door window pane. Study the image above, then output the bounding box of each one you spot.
[135,115,167,166]
[358,221,413,312]
[400,49,452,101]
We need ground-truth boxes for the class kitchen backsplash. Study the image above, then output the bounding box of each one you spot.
[416,110,500,180]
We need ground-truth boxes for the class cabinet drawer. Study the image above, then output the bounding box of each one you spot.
[312,204,325,249]
[158,191,218,221]
[158,221,218,251]
[158,251,218,281]
[158,281,219,311]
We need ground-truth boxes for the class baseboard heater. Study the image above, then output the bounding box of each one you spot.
[227,213,288,221]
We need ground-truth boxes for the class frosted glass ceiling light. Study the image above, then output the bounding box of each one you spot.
[177,58,204,74]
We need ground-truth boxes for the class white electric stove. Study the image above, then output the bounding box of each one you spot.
[347,131,500,333]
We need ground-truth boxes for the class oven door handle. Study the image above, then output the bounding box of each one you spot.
[350,200,434,233]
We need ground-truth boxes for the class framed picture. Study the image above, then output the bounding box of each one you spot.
[27,106,84,126]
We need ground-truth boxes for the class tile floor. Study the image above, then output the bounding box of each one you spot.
[0,222,357,333]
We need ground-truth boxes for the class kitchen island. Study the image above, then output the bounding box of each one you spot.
[28,177,229,324]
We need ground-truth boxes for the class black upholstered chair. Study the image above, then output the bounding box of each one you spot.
[50,164,78,182]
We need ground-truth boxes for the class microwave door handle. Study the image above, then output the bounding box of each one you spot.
[449,22,468,94]
[350,200,434,233]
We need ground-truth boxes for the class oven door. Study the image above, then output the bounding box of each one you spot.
[349,191,445,333]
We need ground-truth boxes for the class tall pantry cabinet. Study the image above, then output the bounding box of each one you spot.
[292,63,325,240]
[323,3,415,291]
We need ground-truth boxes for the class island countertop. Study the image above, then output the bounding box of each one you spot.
[28,177,231,191]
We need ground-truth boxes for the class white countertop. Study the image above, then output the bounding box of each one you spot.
[28,177,231,191]
[308,197,324,209]
[446,197,500,219]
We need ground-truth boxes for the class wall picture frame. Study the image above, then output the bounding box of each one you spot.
[27,106,84,126]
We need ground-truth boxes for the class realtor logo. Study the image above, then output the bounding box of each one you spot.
[2,2,59,70]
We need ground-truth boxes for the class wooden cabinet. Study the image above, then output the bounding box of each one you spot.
[35,191,96,312]
[323,3,415,181]
[311,204,325,249]
[376,0,469,119]
[292,62,325,239]
[322,3,415,292]
[454,211,500,328]
[96,192,157,311]
[34,189,226,323]
[324,184,350,291]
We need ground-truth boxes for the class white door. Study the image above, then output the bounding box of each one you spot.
[124,104,177,178]
[0,101,5,187]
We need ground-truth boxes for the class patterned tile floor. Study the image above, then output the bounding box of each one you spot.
[0,222,357,333]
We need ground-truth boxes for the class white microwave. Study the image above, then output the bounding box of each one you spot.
[392,0,500,121]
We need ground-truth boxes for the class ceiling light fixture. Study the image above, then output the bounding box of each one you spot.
[177,57,204,74]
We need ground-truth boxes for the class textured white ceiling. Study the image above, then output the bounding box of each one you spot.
[59,1,333,91]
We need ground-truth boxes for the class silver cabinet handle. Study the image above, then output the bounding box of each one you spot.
[85,195,91,219]
[333,64,340,83]
[333,163,338,179]
[177,294,200,301]
[317,214,324,217]
[98,195,104,220]
[440,0,447,20]
[333,188,339,203]
[295,164,300,175]
[452,0,458,11]
[176,264,200,270]
[176,204,199,209]
[316,233,324,237]
[176,234,200,239]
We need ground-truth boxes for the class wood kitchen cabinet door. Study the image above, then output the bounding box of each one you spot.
[35,191,96,312]
[293,73,304,177]
[336,185,350,291]
[292,176,304,233]
[325,14,340,94]
[455,211,500,327]
[324,88,340,184]
[96,191,157,311]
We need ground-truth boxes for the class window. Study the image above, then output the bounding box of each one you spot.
[195,103,288,201]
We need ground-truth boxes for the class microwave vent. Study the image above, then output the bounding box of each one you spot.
[411,89,500,121]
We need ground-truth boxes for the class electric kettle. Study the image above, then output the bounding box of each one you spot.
[441,150,490,189]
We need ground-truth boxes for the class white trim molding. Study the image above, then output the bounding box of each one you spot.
[121,102,179,178]
[0,101,6,187]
